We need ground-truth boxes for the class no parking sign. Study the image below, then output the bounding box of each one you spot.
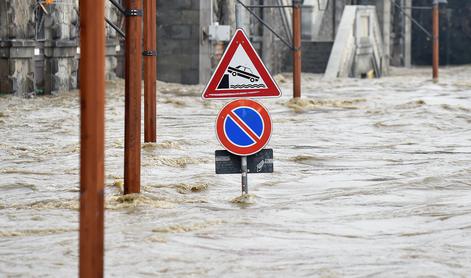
[216,99,272,156]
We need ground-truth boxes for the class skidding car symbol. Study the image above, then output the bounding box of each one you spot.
[228,65,260,83]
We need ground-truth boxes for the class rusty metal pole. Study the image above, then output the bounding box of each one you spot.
[124,0,143,194]
[432,0,439,81]
[292,0,302,98]
[144,0,157,142]
[79,0,105,276]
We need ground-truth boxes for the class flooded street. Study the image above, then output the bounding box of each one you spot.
[1,66,471,277]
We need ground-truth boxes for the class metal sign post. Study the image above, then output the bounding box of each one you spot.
[432,0,440,81]
[241,156,248,194]
[144,0,157,142]
[236,2,242,29]
[292,0,302,98]
[124,0,143,194]
[79,0,105,276]
[236,0,249,194]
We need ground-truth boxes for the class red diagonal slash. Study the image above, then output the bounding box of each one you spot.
[228,110,261,144]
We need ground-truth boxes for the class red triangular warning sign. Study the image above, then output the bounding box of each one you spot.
[202,29,282,100]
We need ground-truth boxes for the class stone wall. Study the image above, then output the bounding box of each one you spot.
[42,1,79,93]
[0,0,35,96]
[0,0,119,96]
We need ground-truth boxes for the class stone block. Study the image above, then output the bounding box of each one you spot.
[44,40,78,58]
[0,40,35,58]
[158,69,183,84]
[182,69,199,84]
[157,0,193,10]
[0,58,34,96]
[160,25,193,40]
[157,39,198,56]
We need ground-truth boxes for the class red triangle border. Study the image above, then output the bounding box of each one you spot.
[202,29,282,100]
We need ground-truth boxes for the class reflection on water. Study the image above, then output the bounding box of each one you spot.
[1,66,471,276]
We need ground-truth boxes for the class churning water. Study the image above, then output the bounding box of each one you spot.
[0,66,470,277]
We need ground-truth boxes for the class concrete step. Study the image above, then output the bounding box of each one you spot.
[284,41,333,73]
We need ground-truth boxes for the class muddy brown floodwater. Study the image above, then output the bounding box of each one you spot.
[1,67,471,277]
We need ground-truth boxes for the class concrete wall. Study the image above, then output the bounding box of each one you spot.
[156,0,211,84]
[282,0,400,74]
[285,41,333,73]
[324,6,385,78]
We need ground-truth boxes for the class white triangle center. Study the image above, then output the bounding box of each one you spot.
[220,45,267,90]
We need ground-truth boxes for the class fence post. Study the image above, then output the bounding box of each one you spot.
[79,0,105,276]
[292,0,302,98]
[144,0,157,142]
[432,0,439,81]
[124,0,143,194]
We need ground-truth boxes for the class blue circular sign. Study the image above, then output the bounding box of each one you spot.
[216,99,272,156]
[224,107,264,147]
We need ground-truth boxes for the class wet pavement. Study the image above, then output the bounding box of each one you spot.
[0,66,470,277]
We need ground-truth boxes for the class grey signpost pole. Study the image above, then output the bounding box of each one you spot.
[236,2,242,29]
[235,1,250,34]
[236,2,249,195]
[241,156,248,194]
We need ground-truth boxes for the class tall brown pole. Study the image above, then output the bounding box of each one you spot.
[144,0,157,142]
[79,0,105,276]
[432,1,439,81]
[292,0,302,98]
[124,0,143,194]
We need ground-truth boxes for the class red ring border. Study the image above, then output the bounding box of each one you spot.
[216,99,272,156]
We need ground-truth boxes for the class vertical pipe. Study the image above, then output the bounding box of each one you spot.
[332,0,336,40]
[124,0,143,194]
[236,0,250,33]
[404,0,412,68]
[241,156,248,194]
[382,0,391,75]
[432,1,439,81]
[79,0,105,277]
[236,3,248,196]
[445,7,450,65]
[292,0,302,99]
[144,0,157,142]
[236,3,242,28]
